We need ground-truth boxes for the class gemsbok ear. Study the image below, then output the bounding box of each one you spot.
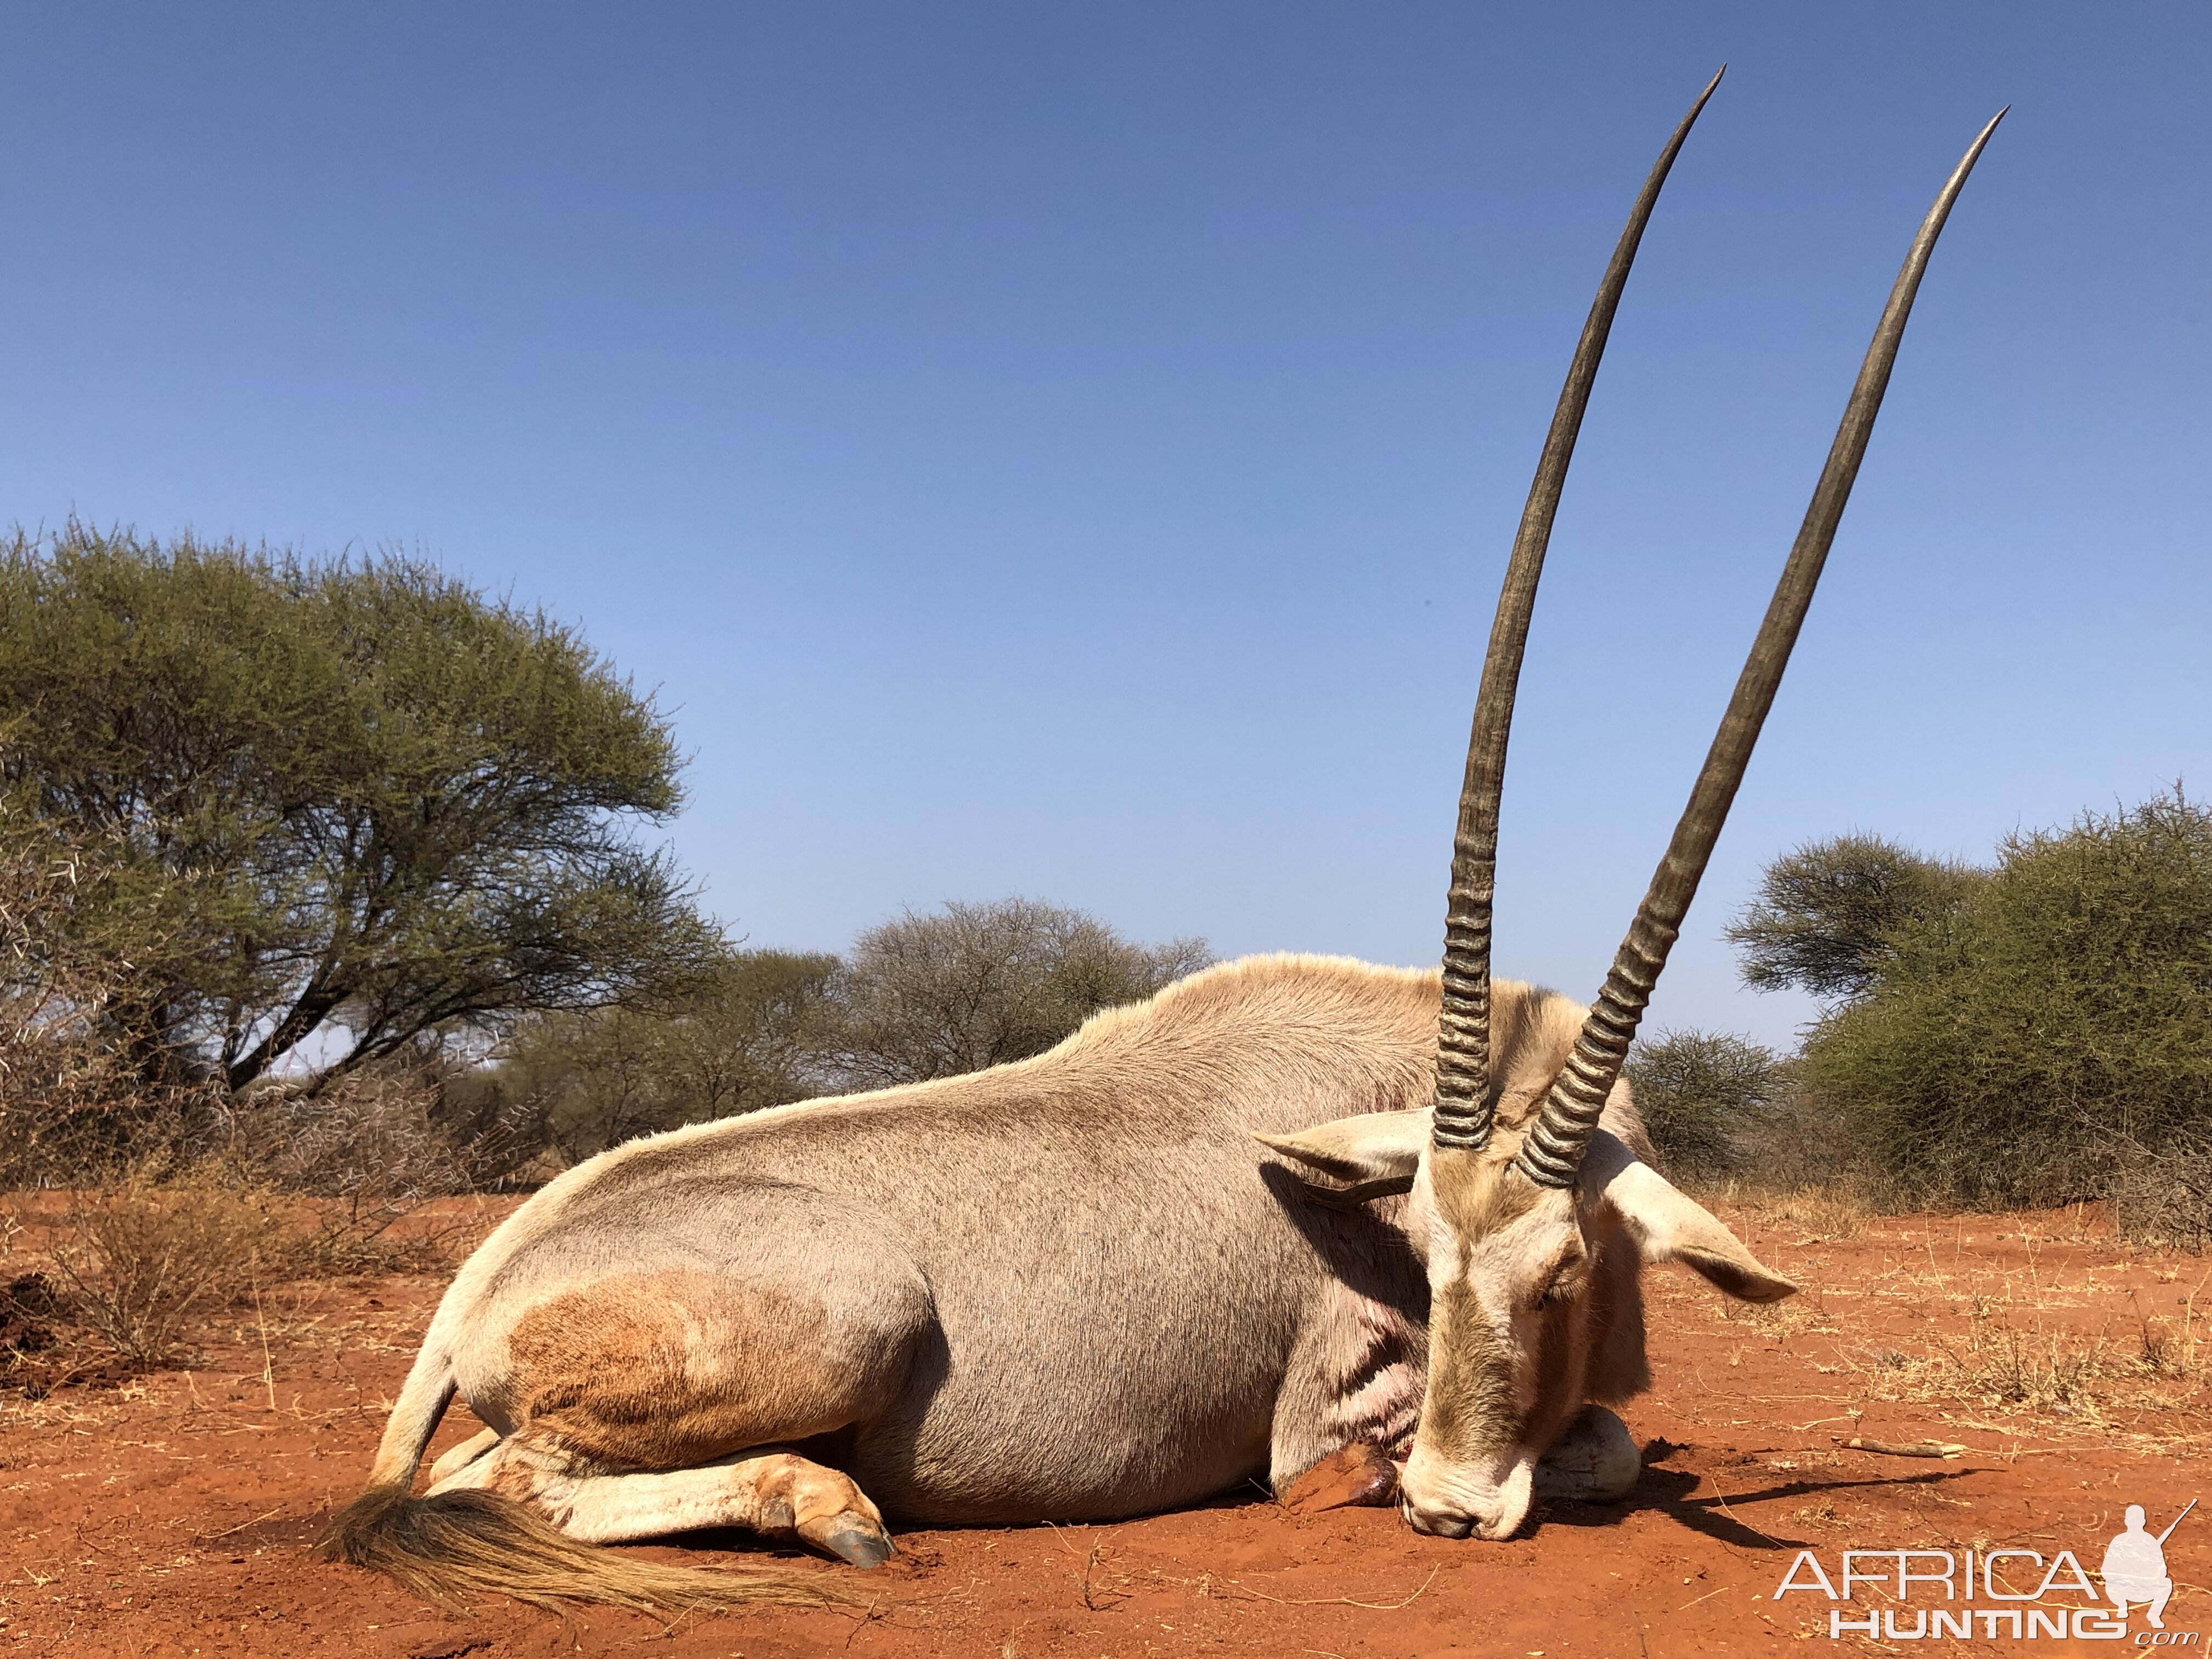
[1255,1111,1429,1207]
[1578,1130,1797,1303]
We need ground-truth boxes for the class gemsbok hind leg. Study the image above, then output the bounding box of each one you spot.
[433,1437,895,1566]
[442,1227,933,1567]
[425,1425,500,1487]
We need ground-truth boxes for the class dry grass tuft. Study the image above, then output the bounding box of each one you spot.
[1859,1283,2208,1425]
[2,1164,462,1389]
[35,1167,297,1368]
[1753,1184,1866,1243]
[1714,1291,1839,1338]
[1920,1300,2115,1414]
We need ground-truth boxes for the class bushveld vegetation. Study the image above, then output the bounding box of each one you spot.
[1652,789,2212,1246]
[1803,789,2212,1234]
[0,528,1206,1383]
[1724,833,1983,1001]
[0,524,720,1098]
[1622,1029,1788,1182]
[7,526,2209,1387]
[493,899,1207,1160]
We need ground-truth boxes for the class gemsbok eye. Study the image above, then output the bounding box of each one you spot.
[1534,1251,1589,1309]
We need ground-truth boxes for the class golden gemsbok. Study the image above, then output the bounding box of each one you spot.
[326,71,2002,1607]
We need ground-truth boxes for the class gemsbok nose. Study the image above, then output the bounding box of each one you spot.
[1400,1448,1536,1541]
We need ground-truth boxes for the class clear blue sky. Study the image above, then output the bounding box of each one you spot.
[4,4,2205,1048]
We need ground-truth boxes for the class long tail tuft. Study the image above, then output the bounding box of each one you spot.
[320,1482,858,1614]
[325,1339,855,1613]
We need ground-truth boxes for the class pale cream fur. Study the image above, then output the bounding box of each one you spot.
[341,952,1787,1603]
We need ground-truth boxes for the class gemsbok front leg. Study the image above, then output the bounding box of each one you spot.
[1265,1188,1429,1515]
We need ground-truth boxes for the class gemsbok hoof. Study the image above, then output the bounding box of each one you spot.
[820,1520,896,1568]
[1282,1443,1402,1514]
[1533,1405,1640,1504]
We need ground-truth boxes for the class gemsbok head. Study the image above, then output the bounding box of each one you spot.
[1262,71,2004,1541]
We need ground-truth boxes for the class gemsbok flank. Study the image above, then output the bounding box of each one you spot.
[326,71,2004,1609]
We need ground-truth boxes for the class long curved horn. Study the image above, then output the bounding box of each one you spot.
[1511,109,2007,1188]
[1432,68,1726,1154]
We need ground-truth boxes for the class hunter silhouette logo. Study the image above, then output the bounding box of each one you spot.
[2104,1499,2194,1630]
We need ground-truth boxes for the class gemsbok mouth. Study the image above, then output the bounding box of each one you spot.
[1401,1451,1536,1541]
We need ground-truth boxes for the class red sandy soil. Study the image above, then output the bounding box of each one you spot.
[5,1195,2209,1657]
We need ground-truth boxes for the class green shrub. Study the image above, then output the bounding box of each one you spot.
[495,949,840,1163]
[1726,833,1981,1001]
[1623,1028,1787,1182]
[1803,788,2212,1211]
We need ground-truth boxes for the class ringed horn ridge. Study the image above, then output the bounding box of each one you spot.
[1510,106,2009,1188]
[1432,67,1726,1153]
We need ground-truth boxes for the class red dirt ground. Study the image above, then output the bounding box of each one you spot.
[5,1194,2209,1657]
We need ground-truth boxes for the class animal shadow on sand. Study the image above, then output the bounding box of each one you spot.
[1539,1453,1980,1551]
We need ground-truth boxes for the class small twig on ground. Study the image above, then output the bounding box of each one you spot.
[201,1504,285,1542]
[1832,1436,1967,1459]
[654,1600,707,1641]
[251,1278,276,1411]
[1223,1566,1438,1611]
[72,1521,125,1558]
[1702,1473,1786,1548]
[1336,1566,1439,1612]
[842,1597,883,1649]
[1080,1541,1122,1611]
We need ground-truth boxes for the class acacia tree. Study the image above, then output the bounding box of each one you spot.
[0,524,719,1091]
[1725,834,1980,1001]
[830,897,1211,1087]
[494,949,841,1161]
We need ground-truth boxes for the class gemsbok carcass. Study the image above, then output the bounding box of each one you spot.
[326,72,2002,1607]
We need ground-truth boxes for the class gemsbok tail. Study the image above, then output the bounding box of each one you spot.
[319,1344,850,1613]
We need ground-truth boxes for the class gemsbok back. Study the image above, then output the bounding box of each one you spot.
[326,71,2002,1607]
